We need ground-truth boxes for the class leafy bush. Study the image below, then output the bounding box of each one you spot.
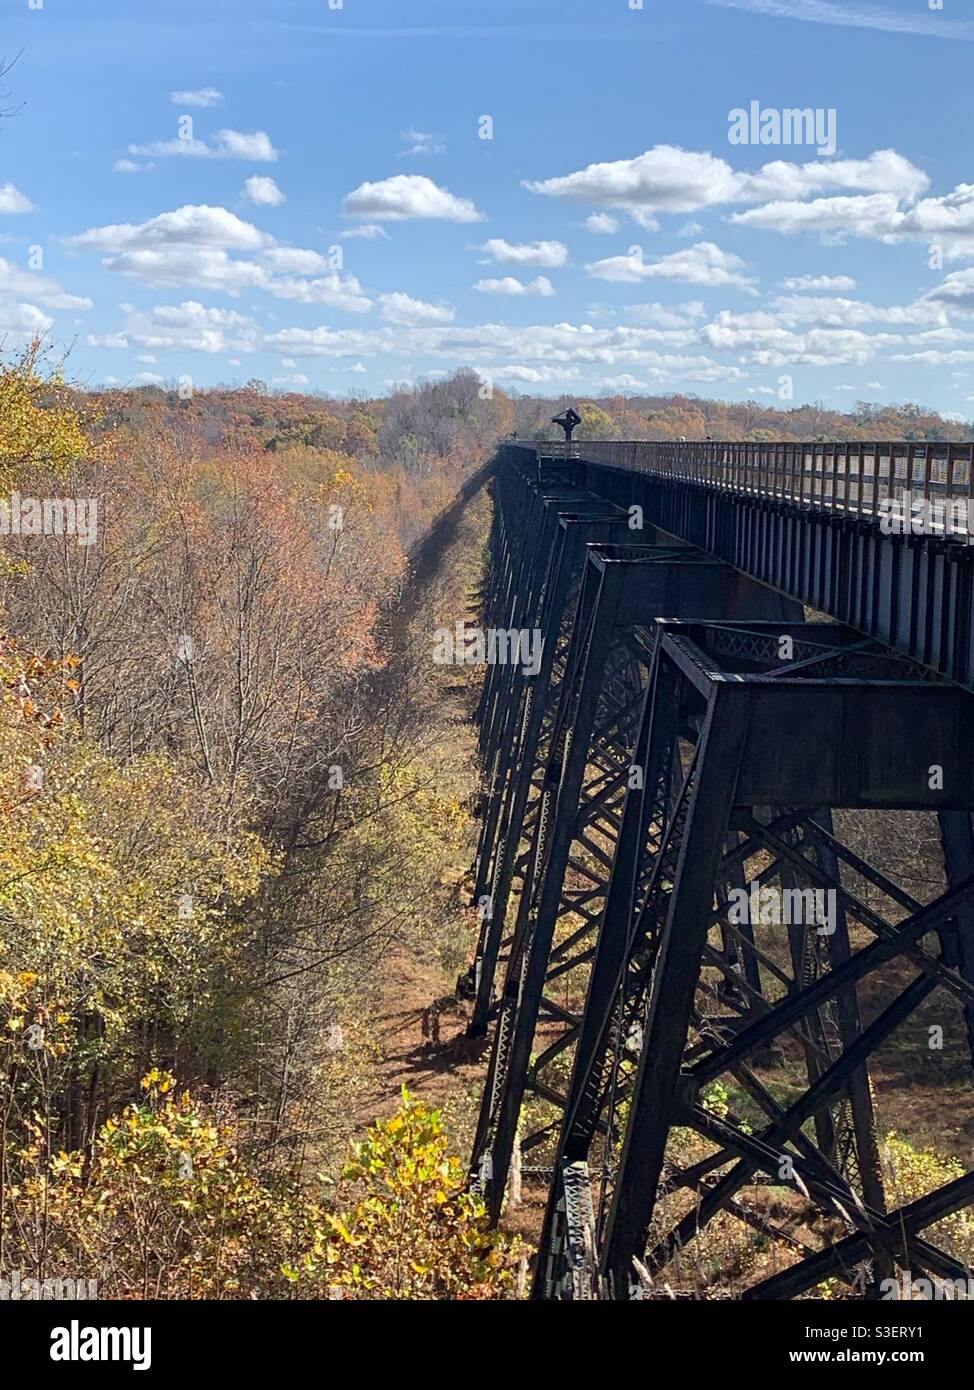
[881,1131,974,1264]
[317,1089,525,1300]
[0,1076,524,1300]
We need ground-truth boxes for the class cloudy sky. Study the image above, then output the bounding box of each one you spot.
[2,0,974,412]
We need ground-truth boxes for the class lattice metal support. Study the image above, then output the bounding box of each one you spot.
[466,453,687,1029]
[470,544,800,1222]
[467,503,641,1030]
[525,619,974,1299]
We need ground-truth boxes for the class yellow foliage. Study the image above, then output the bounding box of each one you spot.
[0,340,93,488]
[1,1076,524,1300]
[881,1132,974,1263]
[321,1089,526,1300]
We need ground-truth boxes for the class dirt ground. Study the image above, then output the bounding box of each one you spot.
[356,950,487,1124]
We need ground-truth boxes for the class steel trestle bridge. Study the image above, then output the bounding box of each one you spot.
[463,436,974,1301]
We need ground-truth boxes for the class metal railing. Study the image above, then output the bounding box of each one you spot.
[528,437,581,462]
[525,438,974,541]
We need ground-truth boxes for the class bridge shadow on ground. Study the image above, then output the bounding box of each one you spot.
[356,955,489,1130]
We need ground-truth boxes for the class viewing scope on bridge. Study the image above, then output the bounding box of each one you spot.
[535,407,583,482]
[551,407,581,442]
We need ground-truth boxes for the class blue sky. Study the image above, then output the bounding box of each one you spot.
[2,0,974,415]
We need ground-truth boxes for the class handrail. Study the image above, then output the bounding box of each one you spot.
[524,438,581,462]
[521,438,974,541]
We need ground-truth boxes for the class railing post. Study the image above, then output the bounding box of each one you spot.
[947,446,958,536]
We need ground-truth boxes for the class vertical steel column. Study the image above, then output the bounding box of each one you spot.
[601,683,750,1295]
[473,558,628,1217]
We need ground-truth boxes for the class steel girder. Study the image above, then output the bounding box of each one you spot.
[529,620,974,1300]
[563,445,974,691]
[469,541,801,1223]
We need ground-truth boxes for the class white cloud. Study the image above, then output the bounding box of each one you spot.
[585,250,657,284]
[255,320,735,379]
[378,291,455,325]
[218,130,279,161]
[585,213,618,235]
[741,151,928,203]
[701,309,887,365]
[68,205,269,254]
[0,300,53,339]
[732,182,974,258]
[708,0,974,41]
[525,145,926,222]
[772,294,945,328]
[91,247,271,294]
[244,175,286,206]
[341,223,390,240]
[624,300,706,327]
[400,322,745,380]
[730,192,903,237]
[904,185,974,258]
[479,237,568,268]
[267,272,371,312]
[489,365,582,384]
[399,128,445,157]
[342,174,484,222]
[600,374,651,390]
[87,301,259,355]
[781,274,856,291]
[67,204,370,309]
[234,312,767,387]
[474,275,555,296]
[527,146,736,218]
[926,267,974,314]
[0,257,92,310]
[113,158,153,175]
[261,247,328,274]
[264,326,394,358]
[127,129,280,161]
[0,249,88,342]
[587,241,757,291]
[893,349,974,365]
[903,326,974,346]
[0,182,34,214]
[170,87,224,107]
